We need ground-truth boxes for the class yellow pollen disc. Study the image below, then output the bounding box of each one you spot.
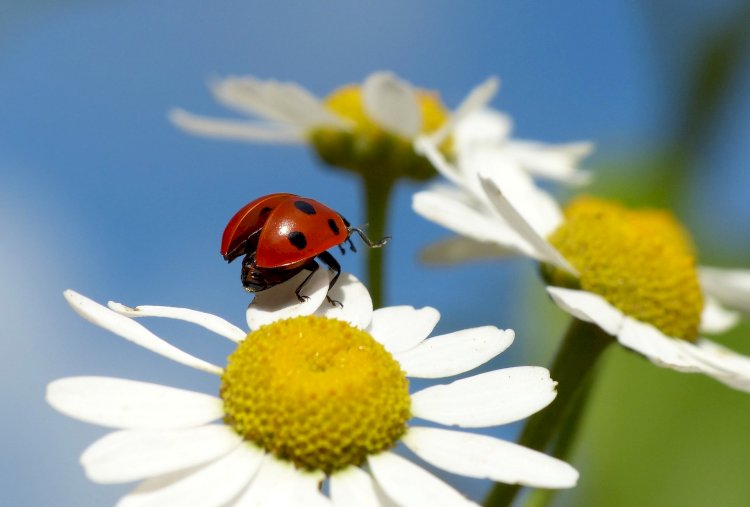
[220,316,411,474]
[546,196,703,341]
[307,84,449,182]
[323,84,448,136]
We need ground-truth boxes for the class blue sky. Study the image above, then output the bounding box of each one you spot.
[2,1,749,505]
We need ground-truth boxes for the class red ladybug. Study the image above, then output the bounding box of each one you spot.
[221,193,388,304]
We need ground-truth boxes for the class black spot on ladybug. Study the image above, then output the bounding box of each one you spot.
[328,219,340,236]
[288,231,307,250]
[294,201,317,215]
[259,207,273,218]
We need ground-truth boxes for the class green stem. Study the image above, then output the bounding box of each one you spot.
[484,319,614,507]
[361,174,395,309]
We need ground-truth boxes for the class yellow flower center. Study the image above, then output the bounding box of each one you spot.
[220,316,411,474]
[324,84,448,136]
[308,84,449,182]
[546,196,703,341]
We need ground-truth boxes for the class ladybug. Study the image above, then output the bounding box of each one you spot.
[221,193,389,304]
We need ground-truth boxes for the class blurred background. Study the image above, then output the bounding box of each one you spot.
[2,1,750,505]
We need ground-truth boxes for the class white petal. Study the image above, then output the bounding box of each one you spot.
[411,366,557,428]
[108,302,246,343]
[700,296,741,334]
[504,140,593,185]
[403,427,578,488]
[478,175,576,274]
[368,306,440,354]
[420,236,516,265]
[82,425,242,484]
[169,109,303,144]
[453,108,513,151]
[677,339,750,378]
[700,266,750,314]
[368,451,479,507]
[64,290,222,375]
[413,136,464,187]
[427,77,500,146]
[314,273,373,329]
[362,72,421,138]
[688,340,750,392]
[395,327,514,378]
[617,317,700,371]
[117,444,263,507]
[474,148,565,237]
[412,190,532,256]
[210,76,346,128]
[231,456,330,507]
[546,287,624,336]
[47,377,223,429]
[411,367,557,427]
[246,268,329,330]
[330,467,380,507]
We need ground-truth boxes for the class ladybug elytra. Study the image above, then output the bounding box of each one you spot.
[221,193,388,304]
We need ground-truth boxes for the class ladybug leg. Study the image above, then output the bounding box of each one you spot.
[317,251,343,307]
[294,260,321,303]
[347,237,357,253]
[338,244,346,255]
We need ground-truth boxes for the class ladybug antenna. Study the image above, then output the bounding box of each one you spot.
[348,226,390,248]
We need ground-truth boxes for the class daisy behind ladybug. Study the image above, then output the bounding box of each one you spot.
[221,193,389,303]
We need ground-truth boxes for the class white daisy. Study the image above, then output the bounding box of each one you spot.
[414,140,750,391]
[170,71,498,181]
[48,270,578,507]
[412,111,591,265]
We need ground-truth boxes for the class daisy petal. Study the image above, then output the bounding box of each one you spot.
[395,327,514,378]
[427,77,500,146]
[314,273,373,329]
[617,317,698,371]
[117,444,263,507]
[108,302,246,343]
[479,175,576,274]
[403,427,578,488]
[411,367,557,427]
[330,467,380,507]
[504,140,593,185]
[700,266,750,314]
[412,190,532,256]
[368,451,479,507]
[453,109,513,151]
[231,456,330,507]
[81,425,242,484]
[169,109,303,144]
[363,72,421,138]
[246,268,329,330]
[64,290,222,375]
[420,236,516,265]
[46,377,223,429]
[675,338,750,379]
[368,306,440,354]
[546,287,624,336]
[700,296,741,334]
[475,149,564,237]
[211,76,345,128]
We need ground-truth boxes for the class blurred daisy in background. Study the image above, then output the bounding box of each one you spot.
[414,134,750,391]
[170,71,498,182]
[48,271,578,507]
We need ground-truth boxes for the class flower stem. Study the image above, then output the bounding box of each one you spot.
[361,174,395,309]
[483,318,614,507]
